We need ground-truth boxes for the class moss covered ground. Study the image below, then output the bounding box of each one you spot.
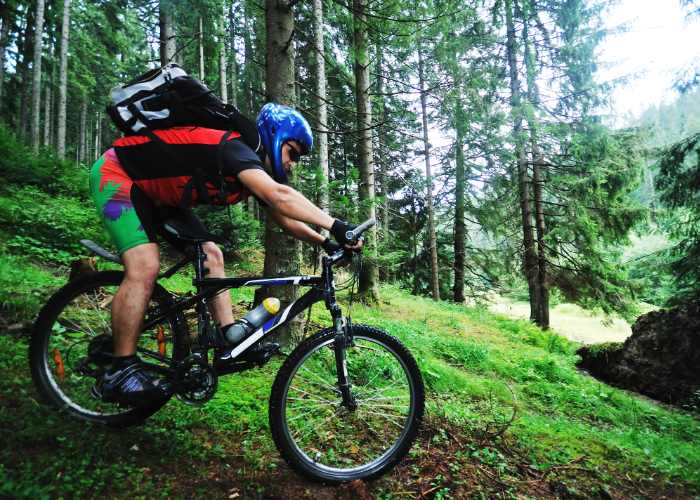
[1,254,699,499]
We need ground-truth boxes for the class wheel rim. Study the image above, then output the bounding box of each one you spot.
[281,335,416,475]
[39,280,179,418]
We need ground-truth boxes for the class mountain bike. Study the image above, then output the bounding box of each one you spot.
[28,218,425,483]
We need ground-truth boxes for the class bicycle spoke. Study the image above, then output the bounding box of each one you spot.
[356,412,391,446]
[293,408,344,442]
[286,390,337,406]
[82,291,108,335]
[357,381,410,401]
[299,364,337,393]
[354,364,403,399]
[356,409,407,429]
[286,403,337,423]
[293,374,339,395]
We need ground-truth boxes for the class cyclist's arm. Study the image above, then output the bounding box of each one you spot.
[263,207,326,245]
[237,168,334,229]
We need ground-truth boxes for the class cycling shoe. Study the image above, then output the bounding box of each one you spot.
[92,362,171,405]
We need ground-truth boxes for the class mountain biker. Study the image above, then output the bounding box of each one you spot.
[88,102,361,404]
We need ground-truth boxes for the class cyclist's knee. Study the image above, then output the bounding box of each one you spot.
[122,243,160,283]
[202,241,225,272]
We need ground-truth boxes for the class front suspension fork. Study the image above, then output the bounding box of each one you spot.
[332,307,357,410]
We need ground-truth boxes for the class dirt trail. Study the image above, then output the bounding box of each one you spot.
[489,300,632,343]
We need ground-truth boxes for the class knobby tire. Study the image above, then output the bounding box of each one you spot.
[268,325,425,484]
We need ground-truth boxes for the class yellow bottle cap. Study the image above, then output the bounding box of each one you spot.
[263,298,280,314]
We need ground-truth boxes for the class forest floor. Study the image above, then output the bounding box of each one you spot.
[1,254,699,499]
[488,300,640,344]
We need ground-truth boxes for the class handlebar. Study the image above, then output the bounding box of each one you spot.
[327,218,375,265]
[345,219,375,242]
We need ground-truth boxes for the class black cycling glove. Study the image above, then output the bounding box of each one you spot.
[321,238,341,256]
[330,219,358,246]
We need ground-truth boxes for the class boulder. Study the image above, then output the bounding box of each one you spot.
[577,307,700,407]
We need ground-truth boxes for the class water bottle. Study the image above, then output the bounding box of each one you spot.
[225,298,280,345]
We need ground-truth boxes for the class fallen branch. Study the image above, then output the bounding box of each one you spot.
[626,473,645,496]
[477,465,515,489]
[483,383,519,439]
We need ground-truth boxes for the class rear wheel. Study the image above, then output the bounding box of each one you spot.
[29,271,189,428]
[268,325,425,483]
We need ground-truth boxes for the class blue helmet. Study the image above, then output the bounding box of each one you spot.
[257,103,313,183]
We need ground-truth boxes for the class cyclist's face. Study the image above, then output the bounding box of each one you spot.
[281,140,301,172]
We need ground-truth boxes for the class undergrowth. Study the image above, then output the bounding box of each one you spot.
[1,272,699,499]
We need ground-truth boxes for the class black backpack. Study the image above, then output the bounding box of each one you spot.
[106,64,261,208]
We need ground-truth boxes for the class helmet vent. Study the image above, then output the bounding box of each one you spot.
[271,126,276,135]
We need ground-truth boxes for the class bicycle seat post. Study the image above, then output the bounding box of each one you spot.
[190,242,212,358]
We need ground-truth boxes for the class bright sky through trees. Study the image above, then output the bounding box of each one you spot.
[600,0,700,116]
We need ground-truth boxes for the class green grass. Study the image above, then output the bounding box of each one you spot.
[0,253,64,324]
[1,269,699,498]
[350,287,700,485]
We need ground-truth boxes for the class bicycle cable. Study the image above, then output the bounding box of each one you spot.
[345,252,361,319]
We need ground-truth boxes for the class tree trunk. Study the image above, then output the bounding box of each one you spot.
[0,14,10,113]
[229,2,237,107]
[219,15,227,102]
[453,83,467,304]
[256,0,303,347]
[247,196,258,219]
[86,114,92,163]
[198,18,204,81]
[43,70,51,147]
[243,0,253,116]
[47,40,55,147]
[531,136,549,329]
[312,0,329,262]
[412,196,419,296]
[524,9,548,329]
[56,0,70,158]
[94,111,101,160]
[19,20,34,138]
[69,257,97,282]
[353,0,379,300]
[418,48,439,302]
[79,99,87,164]
[505,0,539,322]
[159,2,175,66]
[376,40,390,281]
[29,0,46,154]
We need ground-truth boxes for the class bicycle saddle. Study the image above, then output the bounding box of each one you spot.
[164,219,232,247]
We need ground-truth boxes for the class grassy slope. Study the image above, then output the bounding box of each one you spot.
[1,255,699,499]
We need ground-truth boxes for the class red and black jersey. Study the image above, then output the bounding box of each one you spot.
[113,127,265,208]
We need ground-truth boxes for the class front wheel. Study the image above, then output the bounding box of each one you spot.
[29,271,190,428]
[268,325,425,483]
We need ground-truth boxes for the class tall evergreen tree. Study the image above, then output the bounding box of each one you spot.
[257,0,303,346]
[353,0,379,300]
[29,0,45,153]
[56,0,70,157]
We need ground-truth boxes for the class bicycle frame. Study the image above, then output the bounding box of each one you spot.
[139,241,354,382]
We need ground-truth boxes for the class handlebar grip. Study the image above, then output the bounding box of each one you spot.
[345,219,375,242]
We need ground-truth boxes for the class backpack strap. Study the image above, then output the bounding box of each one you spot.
[216,128,236,204]
[126,103,173,149]
[180,169,226,211]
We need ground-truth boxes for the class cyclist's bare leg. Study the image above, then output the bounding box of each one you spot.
[201,241,234,327]
[112,243,161,357]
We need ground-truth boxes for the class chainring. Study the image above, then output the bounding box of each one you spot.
[173,355,218,406]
